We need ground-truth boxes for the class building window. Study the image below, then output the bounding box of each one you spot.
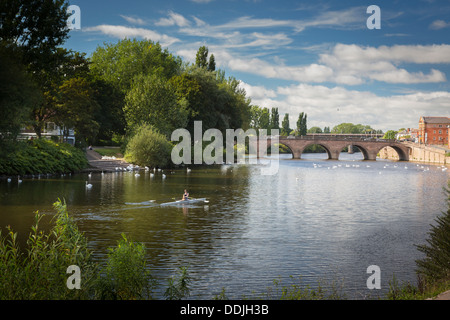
[433,130,436,134]
[439,130,442,134]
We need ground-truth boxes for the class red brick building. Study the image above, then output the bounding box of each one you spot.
[418,116,450,145]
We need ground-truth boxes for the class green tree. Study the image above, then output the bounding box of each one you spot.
[323,126,330,133]
[259,108,270,131]
[281,113,291,136]
[124,124,173,168]
[270,107,280,131]
[0,44,41,149]
[208,54,216,72]
[416,184,450,286]
[296,112,307,136]
[331,123,376,134]
[55,77,100,146]
[170,66,249,135]
[383,130,397,140]
[90,39,182,94]
[0,0,77,138]
[0,0,70,72]
[308,127,323,134]
[30,48,92,138]
[91,78,126,143]
[195,46,209,69]
[124,74,188,137]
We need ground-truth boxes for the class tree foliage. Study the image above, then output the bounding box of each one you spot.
[296,112,307,136]
[124,74,188,137]
[281,113,291,136]
[416,184,450,286]
[331,123,378,134]
[0,44,41,146]
[90,39,182,93]
[124,124,173,168]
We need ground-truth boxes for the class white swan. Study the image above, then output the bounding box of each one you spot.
[18,176,22,183]
[162,174,166,179]
[85,181,93,189]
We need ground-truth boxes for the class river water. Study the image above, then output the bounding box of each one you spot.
[1,153,449,299]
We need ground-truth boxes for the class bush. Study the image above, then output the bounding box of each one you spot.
[0,139,88,175]
[124,124,172,168]
[0,199,96,299]
[415,183,450,287]
[0,199,192,300]
[97,233,154,300]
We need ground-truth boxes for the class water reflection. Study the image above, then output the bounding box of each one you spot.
[0,152,449,299]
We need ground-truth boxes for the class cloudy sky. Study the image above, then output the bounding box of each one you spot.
[65,0,450,132]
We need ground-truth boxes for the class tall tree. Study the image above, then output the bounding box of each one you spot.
[281,113,290,136]
[0,0,73,137]
[270,107,280,131]
[195,46,209,69]
[208,54,216,72]
[0,44,41,148]
[0,0,70,72]
[296,112,307,136]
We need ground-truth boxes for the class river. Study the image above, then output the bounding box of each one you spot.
[1,152,449,299]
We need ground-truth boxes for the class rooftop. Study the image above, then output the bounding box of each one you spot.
[420,116,450,124]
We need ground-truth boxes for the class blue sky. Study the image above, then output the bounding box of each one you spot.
[64,0,450,132]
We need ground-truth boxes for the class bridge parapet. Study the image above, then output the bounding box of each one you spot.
[279,135,394,143]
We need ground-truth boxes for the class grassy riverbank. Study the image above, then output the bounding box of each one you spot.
[0,139,88,176]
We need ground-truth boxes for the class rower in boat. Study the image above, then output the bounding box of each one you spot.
[182,189,189,201]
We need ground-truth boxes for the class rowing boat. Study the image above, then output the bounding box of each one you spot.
[160,198,208,206]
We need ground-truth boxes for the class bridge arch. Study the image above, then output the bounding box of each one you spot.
[270,142,294,158]
[348,144,370,160]
[301,142,333,159]
[376,145,410,161]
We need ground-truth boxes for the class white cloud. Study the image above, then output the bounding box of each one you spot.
[83,25,180,47]
[240,82,450,131]
[239,81,277,99]
[318,44,449,84]
[120,15,147,26]
[429,20,450,30]
[214,44,450,85]
[155,11,191,27]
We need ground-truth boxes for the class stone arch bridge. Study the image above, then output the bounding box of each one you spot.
[257,136,410,161]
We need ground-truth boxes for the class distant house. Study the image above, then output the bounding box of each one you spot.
[395,128,419,143]
[418,116,450,145]
[396,128,419,142]
[19,122,76,145]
